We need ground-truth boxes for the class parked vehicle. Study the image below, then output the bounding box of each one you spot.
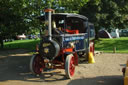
[27,34,38,39]
[110,29,119,38]
[30,8,95,79]
[16,34,26,40]
[119,29,128,37]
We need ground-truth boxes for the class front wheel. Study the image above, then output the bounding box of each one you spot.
[30,54,44,75]
[65,54,75,79]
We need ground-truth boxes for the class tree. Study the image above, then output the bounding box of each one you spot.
[0,0,46,48]
[0,0,27,48]
[40,0,89,13]
[57,0,89,13]
[0,0,90,48]
[79,0,128,39]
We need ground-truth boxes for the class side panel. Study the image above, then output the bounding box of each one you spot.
[62,33,88,51]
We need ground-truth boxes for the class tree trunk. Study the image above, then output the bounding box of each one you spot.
[95,27,99,40]
[0,36,4,48]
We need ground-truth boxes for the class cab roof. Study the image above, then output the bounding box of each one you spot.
[37,13,88,21]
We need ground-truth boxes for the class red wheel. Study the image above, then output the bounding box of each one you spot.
[65,54,75,79]
[30,54,44,75]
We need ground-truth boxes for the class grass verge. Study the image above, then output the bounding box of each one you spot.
[2,37,128,53]
[95,37,128,53]
[4,39,40,51]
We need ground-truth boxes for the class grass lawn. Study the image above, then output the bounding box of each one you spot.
[95,37,128,53]
[2,37,128,53]
[4,39,40,51]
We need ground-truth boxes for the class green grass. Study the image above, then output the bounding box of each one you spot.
[4,39,40,51]
[95,37,128,53]
[3,37,128,53]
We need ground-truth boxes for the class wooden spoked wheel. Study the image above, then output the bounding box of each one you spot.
[30,54,44,75]
[65,54,75,79]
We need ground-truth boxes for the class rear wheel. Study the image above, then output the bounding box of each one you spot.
[30,54,44,75]
[65,54,75,79]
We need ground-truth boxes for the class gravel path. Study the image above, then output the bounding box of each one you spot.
[0,49,127,85]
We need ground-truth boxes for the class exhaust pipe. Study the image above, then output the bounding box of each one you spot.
[44,8,54,40]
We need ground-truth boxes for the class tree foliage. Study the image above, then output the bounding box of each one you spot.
[79,0,128,38]
[0,0,90,48]
[57,0,89,13]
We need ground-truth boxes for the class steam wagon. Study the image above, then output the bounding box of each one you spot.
[30,9,95,79]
